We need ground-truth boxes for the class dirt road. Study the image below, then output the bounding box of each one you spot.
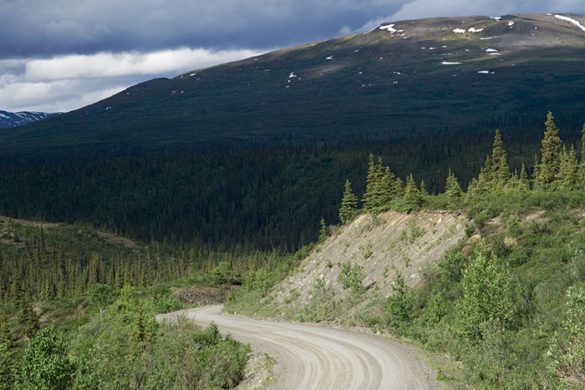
[157,305,437,390]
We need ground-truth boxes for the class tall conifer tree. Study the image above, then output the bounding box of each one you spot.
[558,146,578,191]
[363,154,380,212]
[380,166,395,208]
[339,179,358,224]
[535,112,563,191]
[403,174,422,212]
[363,155,393,213]
[445,170,463,209]
[491,129,510,186]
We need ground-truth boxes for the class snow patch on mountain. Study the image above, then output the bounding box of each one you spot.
[0,110,54,128]
[379,24,397,33]
[554,14,585,32]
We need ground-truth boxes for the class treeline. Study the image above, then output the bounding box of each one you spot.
[330,112,585,388]
[0,118,582,251]
[337,112,585,219]
[0,220,296,306]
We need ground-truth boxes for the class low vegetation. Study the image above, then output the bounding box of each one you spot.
[227,113,585,388]
[0,286,249,390]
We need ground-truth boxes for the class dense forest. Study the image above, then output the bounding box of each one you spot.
[1,112,585,389]
[0,114,583,251]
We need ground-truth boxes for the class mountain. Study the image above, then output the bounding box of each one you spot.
[1,14,585,251]
[2,13,585,152]
[0,110,54,129]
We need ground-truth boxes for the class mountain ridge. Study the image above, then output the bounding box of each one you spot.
[0,110,55,129]
[2,13,585,152]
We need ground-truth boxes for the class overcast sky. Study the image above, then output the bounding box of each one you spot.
[1,0,584,112]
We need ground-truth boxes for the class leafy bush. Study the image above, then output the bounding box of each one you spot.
[386,273,412,332]
[338,262,364,296]
[455,242,514,342]
[88,283,115,310]
[547,285,585,388]
[18,327,75,390]
[71,294,249,389]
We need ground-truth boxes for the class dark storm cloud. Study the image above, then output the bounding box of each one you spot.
[1,0,585,112]
[0,0,408,58]
[2,0,585,59]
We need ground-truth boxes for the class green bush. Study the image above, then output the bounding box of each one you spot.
[18,327,75,390]
[547,285,585,388]
[386,273,412,332]
[88,283,115,310]
[455,243,514,342]
[71,295,249,389]
[338,262,364,297]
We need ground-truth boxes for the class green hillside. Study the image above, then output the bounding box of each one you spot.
[227,119,585,388]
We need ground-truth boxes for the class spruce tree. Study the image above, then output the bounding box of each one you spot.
[467,155,493,199]
[318,218,328,243]
[491,129,510,186]
[363,155,392,213]
[445,170,463,209]
[393,177,404,198]
[558,146,578,191]
[403,174,422,212]
[387,273,411,331]
[519,163,530,189]
[339,179,358,224]
[380,166,395,208]
[506,163,530,193]
[535,112,563,191]
[363,154,381,212]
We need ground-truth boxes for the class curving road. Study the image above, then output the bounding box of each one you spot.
[157,305,437,390]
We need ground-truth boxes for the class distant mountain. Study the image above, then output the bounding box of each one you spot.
[0,110,54,129]
[1,14,585,251]
[3,13,585,151]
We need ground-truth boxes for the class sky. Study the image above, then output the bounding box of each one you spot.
[1,0,584,113]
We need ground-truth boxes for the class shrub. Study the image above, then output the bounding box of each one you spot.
[18,327,75,390]
[338,262,364,296]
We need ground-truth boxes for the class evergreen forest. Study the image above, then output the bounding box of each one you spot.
[1,112,585,388]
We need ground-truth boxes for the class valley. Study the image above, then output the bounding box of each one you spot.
[1,10,585,390]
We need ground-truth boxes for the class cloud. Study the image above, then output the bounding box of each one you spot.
[356,0,585,31]
[0,47,263,112]
[2,0,585,112]
[24,48,263,81]
[0,0,408,58]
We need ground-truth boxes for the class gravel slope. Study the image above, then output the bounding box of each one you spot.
[157,305,438,390]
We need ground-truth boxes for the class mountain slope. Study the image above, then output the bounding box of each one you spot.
[0,110,54,129]
[3,13,585,151]
[230,210,468,321]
